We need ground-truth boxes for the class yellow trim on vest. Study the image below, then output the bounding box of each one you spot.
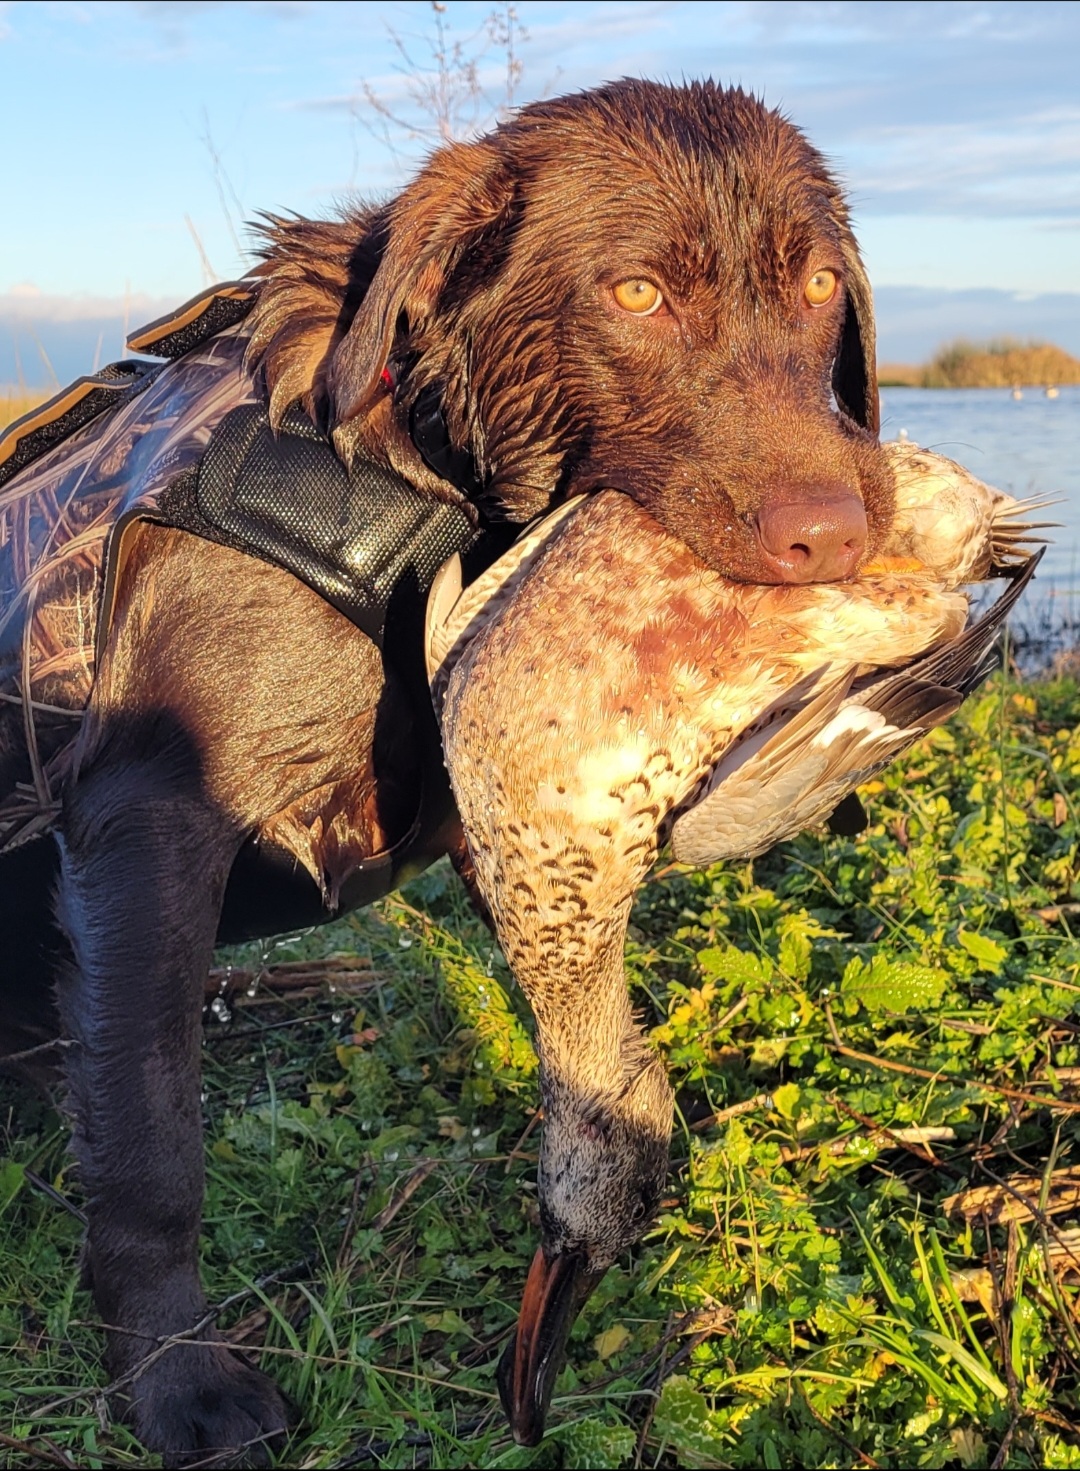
[127,282,255,354]
[0,379,125,473]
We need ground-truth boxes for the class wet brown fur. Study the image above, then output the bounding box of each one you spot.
[249,80,890,579]
[3,78,890,1464]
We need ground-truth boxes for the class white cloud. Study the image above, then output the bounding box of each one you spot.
[848,107,1080,219]
[0,286,175,323]
[272,0,1080,223]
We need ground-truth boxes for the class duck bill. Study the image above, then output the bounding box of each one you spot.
[497,1246,603,1445]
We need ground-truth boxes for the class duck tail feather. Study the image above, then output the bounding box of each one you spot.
[991,501,1060,568]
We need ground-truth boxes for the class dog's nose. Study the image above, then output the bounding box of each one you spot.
[754,494,867,583]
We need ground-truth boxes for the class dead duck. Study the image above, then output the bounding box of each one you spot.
[425,444,1044,1445]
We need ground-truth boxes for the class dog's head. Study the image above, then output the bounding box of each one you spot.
[326,79,891,585]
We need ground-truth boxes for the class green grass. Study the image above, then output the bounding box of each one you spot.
[5,666,1080,1468]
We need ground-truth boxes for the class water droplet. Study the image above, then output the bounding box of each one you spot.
[398,935,413,949]
[331,1011,344,1025]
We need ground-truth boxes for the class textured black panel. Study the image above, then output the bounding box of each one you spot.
[195,403,483,648]
[0,361,155,491]
[127,284,256,360]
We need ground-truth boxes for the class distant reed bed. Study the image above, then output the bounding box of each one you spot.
[0,389,46,432]
[880,337,1080,388]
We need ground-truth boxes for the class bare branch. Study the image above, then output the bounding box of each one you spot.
[349,1,538,173]
[199,109,246,260]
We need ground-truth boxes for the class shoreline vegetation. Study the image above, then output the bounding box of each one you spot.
[880,337,1080,389]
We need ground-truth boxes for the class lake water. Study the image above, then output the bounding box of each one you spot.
[878,386,1079,620]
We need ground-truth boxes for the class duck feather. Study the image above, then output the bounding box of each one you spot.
[878,441,1055,582]
[668,551,1040,865]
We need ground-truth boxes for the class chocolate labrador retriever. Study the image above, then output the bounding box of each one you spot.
[0,78,891,1462]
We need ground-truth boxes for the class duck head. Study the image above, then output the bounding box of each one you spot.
[498,1045,674,1445]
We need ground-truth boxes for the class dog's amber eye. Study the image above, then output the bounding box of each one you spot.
[804,269,838,307]
[613,279,664,315]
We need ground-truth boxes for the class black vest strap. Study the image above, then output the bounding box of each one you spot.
[409,383,485,501]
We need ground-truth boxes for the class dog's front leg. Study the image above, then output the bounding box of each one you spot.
[56,754,289,1467]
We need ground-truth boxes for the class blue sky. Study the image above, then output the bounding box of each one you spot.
[2,0,1078,380]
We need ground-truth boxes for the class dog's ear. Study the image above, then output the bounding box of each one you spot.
[833,235,879,434]
[329,140,514,428]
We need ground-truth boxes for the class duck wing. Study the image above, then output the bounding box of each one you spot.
[667,672,942,865]
[669,551,1041,866]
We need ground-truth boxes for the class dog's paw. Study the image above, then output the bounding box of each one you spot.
[121,1342,292,1468]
